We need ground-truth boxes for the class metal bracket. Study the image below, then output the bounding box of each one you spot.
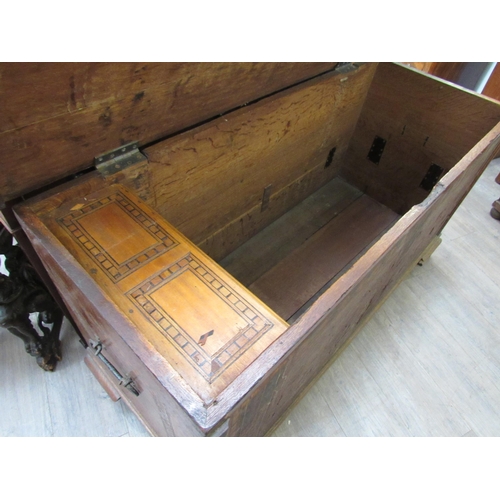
[334,62,359,74]
[89,338,140,396]
[420,163,445,192]
[367,136,387,165]
[95,141,147,177]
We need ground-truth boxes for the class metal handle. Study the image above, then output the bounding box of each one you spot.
[89,338,139,396]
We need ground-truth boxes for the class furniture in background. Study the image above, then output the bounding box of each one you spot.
[0,224,63,370]
[491,171,500,220]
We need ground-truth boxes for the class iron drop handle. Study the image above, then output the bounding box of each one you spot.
[89,338,139,396]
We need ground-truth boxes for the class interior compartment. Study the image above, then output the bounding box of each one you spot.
[12,62,500,436]
[93,62,499,325]
[220,177,399,322]
[21,63,500,327]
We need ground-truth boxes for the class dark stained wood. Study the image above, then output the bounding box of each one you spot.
[0,212,13,233]
[249,194,399,320]
[491,201,500,219]
[341,63,500,214]
[492,168,500,219]
[143,63,377,260]
[220,177,363,285]
[0,62,336,202]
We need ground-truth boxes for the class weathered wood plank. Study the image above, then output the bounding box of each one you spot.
[249,194,399,320]
[143,64,377,259]
[342,63,500,213]
[0,62,336,202]
[198,163,352,262]
[219,177,363,285]
[224,123,500,436]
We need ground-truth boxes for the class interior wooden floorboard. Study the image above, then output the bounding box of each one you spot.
[219,176,401,323]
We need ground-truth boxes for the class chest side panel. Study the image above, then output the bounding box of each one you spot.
[342,63,500,214]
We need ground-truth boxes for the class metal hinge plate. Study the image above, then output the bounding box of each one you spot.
[334,62,360,74]
[95,141,147,176]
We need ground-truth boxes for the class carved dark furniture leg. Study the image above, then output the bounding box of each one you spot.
[0,226,63,371]
[491,172,500,220]
[491,201,500,219]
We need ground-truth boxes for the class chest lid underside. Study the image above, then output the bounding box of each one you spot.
[0,62,337,205]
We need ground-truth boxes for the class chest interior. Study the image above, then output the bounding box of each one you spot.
[26,64,498,319]
[7,62,500,435]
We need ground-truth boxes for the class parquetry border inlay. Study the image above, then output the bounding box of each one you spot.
[58,192,178,282]
[127,254,273,383]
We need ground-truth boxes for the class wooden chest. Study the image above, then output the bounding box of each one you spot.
[2,62,500,436]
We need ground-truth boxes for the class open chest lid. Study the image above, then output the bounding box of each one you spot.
[0,62,338,205]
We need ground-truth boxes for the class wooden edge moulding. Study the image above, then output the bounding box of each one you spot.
[2,62,500,436]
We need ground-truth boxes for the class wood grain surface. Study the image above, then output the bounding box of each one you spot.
[224,122,500,436]
[220,177,363,285]
[142,63,377,261]
[31,184,288,405]
[0,62,336,202]
[249,194,399,320]
[342,63,500,214]
[5,160,500,437]
[9,63,500,436]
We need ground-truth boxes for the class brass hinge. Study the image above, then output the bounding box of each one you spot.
[95,141,147,176]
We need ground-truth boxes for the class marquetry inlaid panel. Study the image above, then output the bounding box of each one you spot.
[128,254,273,382]
[58,191,178,282]
[44,184,288,401]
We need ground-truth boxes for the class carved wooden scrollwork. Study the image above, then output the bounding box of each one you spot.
[0,226,63,371]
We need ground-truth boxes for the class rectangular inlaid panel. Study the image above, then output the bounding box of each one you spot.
[58,191,178,282]
[128,254,273,382]
[42,183,289,402]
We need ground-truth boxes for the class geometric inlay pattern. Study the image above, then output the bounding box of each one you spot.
[58,192,178,283]
[127,254,273,383]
